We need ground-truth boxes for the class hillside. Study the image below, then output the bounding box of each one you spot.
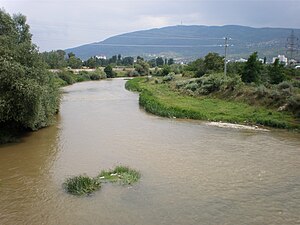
[65,25,300,61]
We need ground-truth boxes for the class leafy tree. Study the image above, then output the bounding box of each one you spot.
[109,55,117,64]
[104,65,116,78]
[156,57,164,66]
[40,50,66,69]
[68,52,75,58]
[184,58,206,77]
[160,65,171,76]
[241,52,262,83]
[268,58,285,84]
[122,56,134,66]
[137,56,144,61]
[148,59,156,67]
[134,59,149,76]
[117,54,121,61]
[67,55,82,69]
[85,56,96,68]
[168,58,174,65]
[227,62,245,75]
[0,9,60,135]
[204,52,224,72]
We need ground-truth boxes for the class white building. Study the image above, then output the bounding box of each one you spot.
[272,55,288,65]
[95,55,107,60]
[235,58,247,63]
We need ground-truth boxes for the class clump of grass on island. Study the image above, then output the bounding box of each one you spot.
[98,165,141,185]
[64,165,141,196]
[63,175,101,196]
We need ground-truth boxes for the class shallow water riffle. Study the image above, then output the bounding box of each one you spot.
[0,79,299,225]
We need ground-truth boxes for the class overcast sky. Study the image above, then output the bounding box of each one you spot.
[1,0,300,51]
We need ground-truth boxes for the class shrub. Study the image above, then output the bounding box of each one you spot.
[104,65,116,78]
[160,65,171,76]
[287,95,300,117]
[58,71,75,85]
[197,73,223,94]
[182,71,195,77]
[175,80,189,89]
[162,72,175,82]
[89,74,100,80]
[98,165,141,185]
[64,175,101,196]
[255,85,269,98]
[278,81,293,90]
[185,83,199,91]
[127,70,140,77]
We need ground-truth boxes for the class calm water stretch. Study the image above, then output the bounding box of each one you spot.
[0,79,299,225]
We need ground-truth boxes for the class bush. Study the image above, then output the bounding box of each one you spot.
[287,95,300,117]
[104,65,116,78]
[160,65,171,76]
[127,70,140,77]
[89,74,100,80]
[58,71,75,85]
[64,175,101,196]
[162,72,175,82]
[278,81,293,90]
[63,165,141,196]
[98,165,141,185]
[185,83,199,91]
[182,71,195,77]
[255,85,269,98]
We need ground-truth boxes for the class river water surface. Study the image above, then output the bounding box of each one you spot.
[0,79,299,225]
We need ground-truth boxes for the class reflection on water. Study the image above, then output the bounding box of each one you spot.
[1,79,300,225]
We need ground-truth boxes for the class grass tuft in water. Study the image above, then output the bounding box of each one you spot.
[64,175,101,196]
[98,165,141,185]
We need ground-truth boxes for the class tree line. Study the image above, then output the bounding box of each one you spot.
[0,9,60,143]
[40,50,175,69]
[184,52,299,85]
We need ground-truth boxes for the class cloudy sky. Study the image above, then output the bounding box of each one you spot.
[1,0,300,51]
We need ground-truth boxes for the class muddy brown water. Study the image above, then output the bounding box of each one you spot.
[1,79,300,225]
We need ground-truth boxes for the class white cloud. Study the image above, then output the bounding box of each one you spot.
[1,0,299,51]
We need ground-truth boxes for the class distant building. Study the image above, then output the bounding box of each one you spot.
[95,55,107,60]
[272,55,288,65]
[235,58,247,63]
[289,59,297,65]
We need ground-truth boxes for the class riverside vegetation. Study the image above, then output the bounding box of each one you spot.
[125,53,300,130]
[0,10,61,144]
[64,166,141,196]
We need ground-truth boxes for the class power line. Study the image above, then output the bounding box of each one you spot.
[286,29,299,62]
[87,43,225,48]
[117,35,226,40]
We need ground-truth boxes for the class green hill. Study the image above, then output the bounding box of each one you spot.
[65,25,300,61]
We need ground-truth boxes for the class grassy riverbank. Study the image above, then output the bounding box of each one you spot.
[125,77,299,129]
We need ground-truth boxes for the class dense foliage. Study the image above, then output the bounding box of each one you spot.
[0,10,60,142]
[41,49,174,70]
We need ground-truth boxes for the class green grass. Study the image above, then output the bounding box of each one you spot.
[126,78,299,129]
[64,165,141,196]
[98,165,141,185]
[63,175,101,196]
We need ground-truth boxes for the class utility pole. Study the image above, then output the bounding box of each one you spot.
[224,37,229,76]
[286,30,299,64]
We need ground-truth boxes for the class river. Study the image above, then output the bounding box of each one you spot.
[0,78,299,225]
